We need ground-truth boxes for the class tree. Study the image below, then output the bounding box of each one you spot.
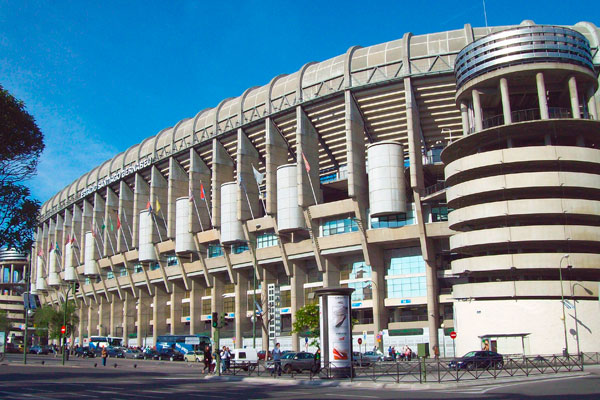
[0,84,44,251]
[291,303,320,347]
[33,301,78,340]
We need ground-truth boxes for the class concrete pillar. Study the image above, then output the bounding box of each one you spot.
[499,78,512,124]
[110,293,121,337]
[104,188,119,257]
[98,296,110,336]
[587,87,598,120]
[234,270,250,348]
[536,72,549,120]
[265,118,289,215]
[460,101,469,135]
[132,173,150,248]
[370,250,387,350]
[569,76,581,119]
[472,90,483,132]
[150,166,168,242]
[92,193,106,259]
[345,90,368,207]
[189,149,212,231]
[211,274,225,337]
[170,283,186,335]
[168,158,189,239]
[290,261,306,352]
[190,279,203,335]
[323,258,340,287]
[261,268,275,352]
[152,285,169,345]
[237,129,261,221]
[296,106,323,207]
[137,289,150,347]
[425,256,440,356]
[77,305,84,346]
[87,301,95,338]
[211,139,234,227]
[118,181,134,253]
[122,292,136,346]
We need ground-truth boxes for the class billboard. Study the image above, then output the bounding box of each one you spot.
[326,295,351,368]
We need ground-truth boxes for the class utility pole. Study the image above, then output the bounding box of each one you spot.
[62,282,75,366]
[23,252,30,365]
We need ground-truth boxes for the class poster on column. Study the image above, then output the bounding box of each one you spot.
[327,295,351,368]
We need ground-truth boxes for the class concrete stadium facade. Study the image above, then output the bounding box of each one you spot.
[33,20,600,356]
[1,249,28,342]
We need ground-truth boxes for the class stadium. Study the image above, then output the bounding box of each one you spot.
[32,20,600,357]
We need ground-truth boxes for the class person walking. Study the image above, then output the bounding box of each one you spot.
[272,343,282,376]
[202,345,212,374]
[101,347,108,366]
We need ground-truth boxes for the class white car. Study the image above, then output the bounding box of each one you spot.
[183,350,203,362]
[230,348,258,371]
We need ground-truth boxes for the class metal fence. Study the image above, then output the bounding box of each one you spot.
[216,353,597,383]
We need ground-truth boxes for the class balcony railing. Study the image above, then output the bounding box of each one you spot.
[478,107,591,132]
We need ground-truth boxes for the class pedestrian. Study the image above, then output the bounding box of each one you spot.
[312,348,321,373]
[220,346,229,373]
[101,347,108,366]
[405,346,412,362]
[203,345,212,374]
[272,343,282,376]
[391,346,396,360]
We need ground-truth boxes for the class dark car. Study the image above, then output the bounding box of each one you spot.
[156,348,184,361]
[281,351,318,373]
[123,349,144,359]
[448,351,504,370]
[143,348,158,360]
[94,346,124,358]
[29,345,50,355]
[74,347,95,358]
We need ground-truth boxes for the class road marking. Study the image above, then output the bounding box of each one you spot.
[481,373,588,394]
[325,394,379,399]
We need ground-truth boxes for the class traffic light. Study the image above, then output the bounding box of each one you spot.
[220,313,226,327]
[212,312,218,328]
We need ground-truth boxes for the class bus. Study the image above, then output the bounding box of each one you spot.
[89,336,123,350]
[155,335,211,355]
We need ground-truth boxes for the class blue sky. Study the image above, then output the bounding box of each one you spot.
[1,0,598,204]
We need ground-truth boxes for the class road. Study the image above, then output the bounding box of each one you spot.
[1,354,600,399]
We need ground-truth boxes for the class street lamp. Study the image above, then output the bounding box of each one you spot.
[59,281,76,366]
[571,280,593,357]
[559,254,570,356]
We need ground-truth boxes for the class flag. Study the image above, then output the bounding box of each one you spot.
[302,152,310,173]
[48,243,54,252]
[109,216,114,232]
[71,236,77,244]
[37,248,43,257]
[155,199,161,213]
[147,201,153,213]
[200,183,205,200]
[252,165,264,186]
[55,242,61,256]
[65,235,70,245]
[116,215,122,230]
[101,223,106,233]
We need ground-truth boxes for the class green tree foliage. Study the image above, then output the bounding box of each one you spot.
[33,301,78,340]
[291,303,320,345]
[0,84,44,251]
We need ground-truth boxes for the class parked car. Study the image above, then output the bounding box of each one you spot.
[74,347,95,358]
[5,343,22,354]
[183,350,202,362]
[156,348,184,361]
[352,351,371,366]
[448,351,504,370]
[29,345,50,355]
[362,351,384,363]
[281,351,318,374]
[230,348,258,371]
[95,346,125,358]
[143,348,158,360]
[122,349,144,359]
[257,350,271,361]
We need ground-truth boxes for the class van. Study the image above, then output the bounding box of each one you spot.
[230,348,258,371]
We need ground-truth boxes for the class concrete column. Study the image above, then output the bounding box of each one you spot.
[170,283,186,335]
[587,87,598,120]
[104,188,119,257]
[152,285,169,345]
[98,296,110,336]
[323,258,340,287]
[569,76,581,119]
[87,301,95,338]
[265,118,289,215]
[137,289,150,347]
[499,78,512,124]
[370,249,387,350]
[109,293,120,336]
[234,270,250,348]
[77,305,84,346]
[189,149,212,231]
[190,279,203,335]
[118,181,134,253]
[150,166,168,242]
[92,193,106,258]
[237,129,261,221]
[261,268,275,351]
[425,256,440,356]
[345,90,368,207]
[168,158,189,239]
[211,274,225,337]
[296,106,323,207]
[132,173,150,248]
[472,90,483,132]
[536,72,549,120]
[290,261,306,352]
[460,101,469,135]
[211,139,234,227]
[122,292,136,346]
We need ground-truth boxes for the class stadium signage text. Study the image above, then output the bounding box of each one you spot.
[79,156,153,198]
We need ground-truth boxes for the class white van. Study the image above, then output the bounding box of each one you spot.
[230,348,258,371]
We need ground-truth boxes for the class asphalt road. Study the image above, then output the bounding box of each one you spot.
[1,354,600,399]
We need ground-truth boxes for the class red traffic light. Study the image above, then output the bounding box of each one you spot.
[61,325,66,334]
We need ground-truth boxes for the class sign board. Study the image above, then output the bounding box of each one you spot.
[61,326,66,334]
[450,331,457,340]
[358,338,362,345]
[185,336,200,345]
[268,284,281,339]
[325,295,351,368]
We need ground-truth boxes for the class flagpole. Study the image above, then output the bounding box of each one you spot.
[252,164,267,215]
[152,213,164,242]
[305,169,319,206]
[105,220,116,255]
[240,178,255,220]
[158,208,169,234]
[93,220,106,257]
[119,220,131,252]
[199,181,213,225]
[192,197,204,231]
[121,211,134,246]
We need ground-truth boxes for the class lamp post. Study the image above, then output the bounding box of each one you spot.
[365,277,383,353]
[61,282,76,366]
[571,281,593,358]
[23,252,31,365]
[559,254,570,356]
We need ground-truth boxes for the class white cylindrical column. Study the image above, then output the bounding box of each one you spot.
[460,101,469,135]
[367,141,407,217]
[84,231,99,276]
[536,72,549,120]
[499,78,512,124]
[277,164,305,232]
[138,209,157,262]
[569,76,581,119]
[175,197,194,253]
[220,182,244,244]
[64,242,77,282]
[47,249,61,286]
[587,87,598,120]
[472,90,483,131]
[35,255,47,291]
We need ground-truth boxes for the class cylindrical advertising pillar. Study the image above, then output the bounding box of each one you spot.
[315,287,354,378]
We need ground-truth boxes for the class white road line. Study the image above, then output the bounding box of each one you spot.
[324,394,379,399]
[481,374,589,394]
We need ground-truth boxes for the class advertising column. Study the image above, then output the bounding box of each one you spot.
[315,287,354,378]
